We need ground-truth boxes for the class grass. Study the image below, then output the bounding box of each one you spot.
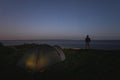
[0,46,120,80]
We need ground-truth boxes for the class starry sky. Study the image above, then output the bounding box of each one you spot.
[0,0,120,40]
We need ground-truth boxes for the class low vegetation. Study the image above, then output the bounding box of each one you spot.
[0,45,120,80]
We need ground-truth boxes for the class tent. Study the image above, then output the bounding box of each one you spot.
[17,44,65,72]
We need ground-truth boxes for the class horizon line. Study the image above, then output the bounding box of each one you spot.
[0,39,120,41]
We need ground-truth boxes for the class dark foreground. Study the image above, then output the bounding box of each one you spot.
[0,45,120,80]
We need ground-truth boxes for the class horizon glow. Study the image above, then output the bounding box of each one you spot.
[0,0,120,40]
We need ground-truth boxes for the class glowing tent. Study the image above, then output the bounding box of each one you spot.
[17,44,65,72]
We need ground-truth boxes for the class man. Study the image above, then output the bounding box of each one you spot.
[85,35,91,49]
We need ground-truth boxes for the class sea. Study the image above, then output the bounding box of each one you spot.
[0,40,120,50]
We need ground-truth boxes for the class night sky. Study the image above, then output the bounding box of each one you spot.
[0,0,120,40]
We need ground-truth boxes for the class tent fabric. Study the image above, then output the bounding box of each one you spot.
[54,45,65,61]
[17,44,65,72]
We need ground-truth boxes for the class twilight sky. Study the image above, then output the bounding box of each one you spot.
[0,0,120,40]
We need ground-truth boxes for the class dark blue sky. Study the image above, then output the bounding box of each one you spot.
[0,0,120,40]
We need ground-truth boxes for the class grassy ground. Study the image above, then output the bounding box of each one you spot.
[0,46,120,80]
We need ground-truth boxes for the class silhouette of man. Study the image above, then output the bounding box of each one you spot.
[85,35,91,49]
[0,42,4,47]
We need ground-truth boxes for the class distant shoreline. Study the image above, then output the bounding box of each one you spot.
[0,40,120,50]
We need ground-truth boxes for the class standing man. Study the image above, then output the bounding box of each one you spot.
[85,35,91,49]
